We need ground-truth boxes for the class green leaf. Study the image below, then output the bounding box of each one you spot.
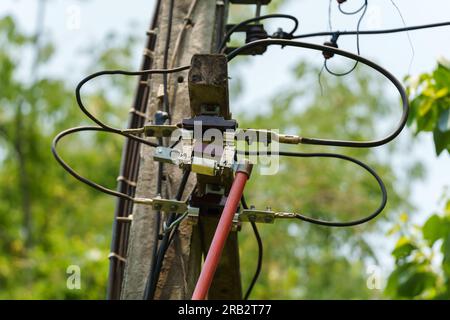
[385,262,436,298]
[392,237,417,260]
[398,271,436,298]
[433,128,450,155]
[422,214,446,245]
[418,98,434,117]
[438,108,450,132]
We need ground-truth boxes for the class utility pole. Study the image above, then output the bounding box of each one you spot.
[121,0,235,300]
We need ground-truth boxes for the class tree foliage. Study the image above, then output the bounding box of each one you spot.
[386,60,450,299]
[406,59,450,155]
[235,61,415,299]
[0,15,136,299]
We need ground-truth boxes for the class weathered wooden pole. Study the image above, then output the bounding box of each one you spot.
[121,0,242,300]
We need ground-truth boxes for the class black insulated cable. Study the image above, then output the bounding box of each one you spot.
[292,21,450,39]
[219,14,299,53]
[52,126,146,202]
[144,169,191,300]
[74,65,190,148]
[241,196,263,300]
[227,39,408,149]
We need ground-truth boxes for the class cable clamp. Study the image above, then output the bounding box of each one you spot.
[116,175,137,187]
[133,198,154,205]
[146,28,157,36]
[143,48,154,58]
[108,252,127,263]
[116,215,133,223]
[129,108,150,120]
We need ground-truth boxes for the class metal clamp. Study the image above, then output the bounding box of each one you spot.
[144,124,179,137]
[152,198,188,214]
[239,208,297,224]
[239,209,275,224]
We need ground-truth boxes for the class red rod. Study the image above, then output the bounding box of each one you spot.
[192,170,251,300]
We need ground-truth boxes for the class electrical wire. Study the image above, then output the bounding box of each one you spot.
[338,0,367,15]
[241,196,263,300]
[324,0,368,77]
[389,0,414,75]
[240,150,387,227]
[107,0,162,299]
[147,0,176,301]
[144,169,191,300]
[218,14,299,53]
[74,65,190,148]
[162,0,175,116]
[227,39,408,148]
[280,151,386,227]
[291,21,450,39]
[52,126,147,202]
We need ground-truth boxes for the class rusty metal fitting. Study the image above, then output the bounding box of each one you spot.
[235,160,253,177]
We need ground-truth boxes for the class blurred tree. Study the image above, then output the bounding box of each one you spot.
[0,15,137,299]
[235,60,417,299]
[386,60,450,299]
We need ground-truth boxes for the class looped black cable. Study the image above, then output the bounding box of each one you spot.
[51,126,143,202]
[218,14,299,53]
[227,39,409,148]
[338,0,368,15]
[75,65,190,148]
[240,150,387,227]
[324,0,368,76]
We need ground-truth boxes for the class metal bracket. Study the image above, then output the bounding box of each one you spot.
[144,124,179,137]
[239,209,275,224]
[239,208,297,224]
[187,206,200,225]
[153,146,180,165]
[152,198,188,214]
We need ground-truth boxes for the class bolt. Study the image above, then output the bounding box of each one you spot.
[156,147,163,154]
[264,216,273,223]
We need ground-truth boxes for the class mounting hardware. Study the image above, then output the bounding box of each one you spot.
[224,23,268,55]
[153,146,180,164]
[143,124,179,137]
[323,33,340,60]
[151,198,188,214]
[239,209,275,224]
[187,206,200,225]
[239,208,297,224]
[155,110,169,125]
[192,157,217,176]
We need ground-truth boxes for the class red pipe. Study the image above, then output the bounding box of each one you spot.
[192,170,251,300]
